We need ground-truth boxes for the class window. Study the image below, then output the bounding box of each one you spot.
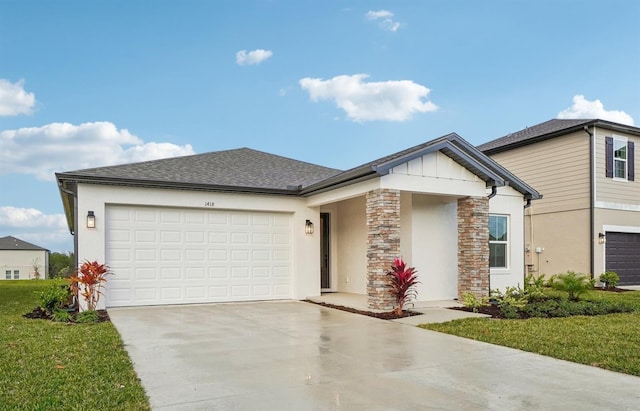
[489,215,508,268]
[13,270,19,279]
[606,136,635,181]
[614,139,627,179]
[5,270,10,280]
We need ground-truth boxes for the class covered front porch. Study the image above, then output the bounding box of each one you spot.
[302,134,536,312]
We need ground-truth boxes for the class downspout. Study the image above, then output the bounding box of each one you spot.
[486,183,498,291]
[487,184,498,199]
[58,180,78,270]
[584,125,595,279]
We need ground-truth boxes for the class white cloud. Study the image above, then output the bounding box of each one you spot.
[299,74,437,122]
[366,9,401,32]
[0,206,71,252]
[0,121,195,180]
[236,49,273,66]
[0,206,66,230]
[557,95,635,126]
[0,79,36,116]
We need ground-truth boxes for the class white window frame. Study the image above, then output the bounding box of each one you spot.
[13,270,19,279]
[5,270,10,280]
[613,137,628,181]
[489,214,509,269]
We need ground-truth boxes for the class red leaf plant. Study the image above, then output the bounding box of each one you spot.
[387,257,420,316]
[69,261,111,311]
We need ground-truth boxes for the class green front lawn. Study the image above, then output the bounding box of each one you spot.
[0,280,150,410]
[421,290,640,376]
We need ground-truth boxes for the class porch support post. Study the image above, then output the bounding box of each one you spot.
[457,196,490,298]
[366,189,400,310]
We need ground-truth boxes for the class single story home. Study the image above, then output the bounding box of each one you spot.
[0,236,49,280]
[56,133,540,310]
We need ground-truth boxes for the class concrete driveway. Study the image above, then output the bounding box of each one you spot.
[109,301,640,410]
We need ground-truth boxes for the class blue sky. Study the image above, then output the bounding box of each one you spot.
[1,0,639,253]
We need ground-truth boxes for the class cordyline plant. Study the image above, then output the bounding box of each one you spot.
[69,260,111,311]
[387,257,420,316]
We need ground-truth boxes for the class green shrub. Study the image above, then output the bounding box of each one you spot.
[39,282,72,313]
[76,310,100,323]
[550,271,593,301]
[519,298,636,318]
[524,273,548,301]
[462,293,489,312]
[51,308,73,322]
[500,304,521,319]
[491,286,528,309]
[599,271,620,289]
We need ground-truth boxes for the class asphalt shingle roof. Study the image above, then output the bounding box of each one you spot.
[57,148,342,192]
[0,236,48,251]
[477,119,594,153]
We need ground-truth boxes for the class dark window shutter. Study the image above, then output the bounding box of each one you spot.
[605,136,613,178]
[628,141,635,181]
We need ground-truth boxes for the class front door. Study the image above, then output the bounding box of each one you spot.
[320,213,330,289]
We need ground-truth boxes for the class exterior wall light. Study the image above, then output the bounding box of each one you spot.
[598,232,606,244]
[87,211,96,229]
[305,219,314,235]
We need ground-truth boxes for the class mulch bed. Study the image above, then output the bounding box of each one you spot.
[597,287,632,293]
[23,307,111,323]
[304,300,421,320]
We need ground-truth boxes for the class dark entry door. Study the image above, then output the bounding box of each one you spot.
[320,213,330,289]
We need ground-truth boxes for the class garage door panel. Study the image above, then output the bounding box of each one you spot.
[606,232,640,286]
[105,205,293,307]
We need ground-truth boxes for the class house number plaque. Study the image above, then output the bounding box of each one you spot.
[204,201,215,207]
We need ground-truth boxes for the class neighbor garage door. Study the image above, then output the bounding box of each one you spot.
[105,205,292,307]
[605,232,640,286]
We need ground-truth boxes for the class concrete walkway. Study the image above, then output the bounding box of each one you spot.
[110,301,640,410]
[308,292,490,325]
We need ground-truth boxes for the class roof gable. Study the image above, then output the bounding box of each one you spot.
[301,133,540,199]
[0,236,48,251]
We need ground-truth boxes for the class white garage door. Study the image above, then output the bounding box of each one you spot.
[105,205,292,307]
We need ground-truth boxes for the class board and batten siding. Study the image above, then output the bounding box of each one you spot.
[594,127,640,207]
[489,131,590,215]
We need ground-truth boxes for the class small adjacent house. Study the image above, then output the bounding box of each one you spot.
[56,133,540,310]
[0,236,49,280]
[479,119,640,285]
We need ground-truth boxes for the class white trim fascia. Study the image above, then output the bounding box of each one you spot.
[602,225,640,234]
[595,201,640,212]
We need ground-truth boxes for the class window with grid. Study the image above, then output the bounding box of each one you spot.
[489,215,508,268]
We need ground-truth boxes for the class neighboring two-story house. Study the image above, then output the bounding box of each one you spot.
[0,236,49,280]
[479,119,639,285]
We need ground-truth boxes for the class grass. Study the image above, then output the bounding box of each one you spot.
[0,280,150,411]
[420,289,640,376]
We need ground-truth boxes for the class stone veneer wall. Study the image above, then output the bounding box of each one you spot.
[457,196,490,298]
[366,189,401,310]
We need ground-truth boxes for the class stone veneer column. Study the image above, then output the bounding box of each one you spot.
[366,189,400,310]
[457,196,490,298]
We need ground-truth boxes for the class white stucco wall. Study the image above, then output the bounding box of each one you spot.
[76,184,320,308]
[409,194,459,301]
[0,250,48,280]
[335,196,367,294]
[488,186,527,291]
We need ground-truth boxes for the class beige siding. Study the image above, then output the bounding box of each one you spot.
[594,127,640,206]
[490,131,590,214]
[525,208,591,276]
